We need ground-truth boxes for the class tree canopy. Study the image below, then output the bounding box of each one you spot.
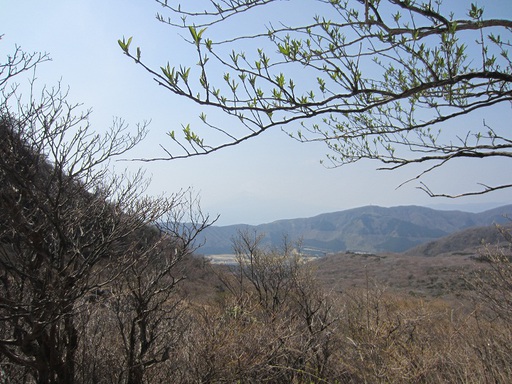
[121,0,512,197]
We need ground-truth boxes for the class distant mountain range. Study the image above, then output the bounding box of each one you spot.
[195,205,512,255]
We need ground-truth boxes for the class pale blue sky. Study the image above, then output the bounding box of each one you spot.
[1,0,511,225]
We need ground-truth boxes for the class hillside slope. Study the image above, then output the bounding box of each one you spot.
[404,223,512,257]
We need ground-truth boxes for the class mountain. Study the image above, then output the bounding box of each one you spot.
[404,223,512,257]
[195,205,512,255]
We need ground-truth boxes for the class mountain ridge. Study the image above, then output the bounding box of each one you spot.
[195,204,512,255]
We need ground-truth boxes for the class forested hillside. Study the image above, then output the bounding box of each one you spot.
[0,58,211,383]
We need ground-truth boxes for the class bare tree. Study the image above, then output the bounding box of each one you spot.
[110,193,214,384]
[0,45,212,384]
[469,225,512,322]
[228,229,302,313]
[209,230,339,382]
[121,0,512,197]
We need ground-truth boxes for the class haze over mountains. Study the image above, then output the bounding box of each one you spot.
[195,205,512,256]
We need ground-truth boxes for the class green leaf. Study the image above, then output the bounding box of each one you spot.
[189,26,207,46]
[117,39,126,51]
[181,66,191,82]
[118,36,133,53]
[275,73,285,88]
[197,27,207,40]
[189,26,198,42]
[468,3,483,19]
[278,44,289,56]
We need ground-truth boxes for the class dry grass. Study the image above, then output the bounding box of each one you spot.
[3,243,512,383]
[313,251,479,303]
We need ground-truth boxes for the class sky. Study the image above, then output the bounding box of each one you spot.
[1,0,511,225]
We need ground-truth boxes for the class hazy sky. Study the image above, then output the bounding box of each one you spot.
[1,0,511,225]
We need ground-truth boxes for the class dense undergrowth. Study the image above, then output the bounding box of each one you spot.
[7,229,512,383]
